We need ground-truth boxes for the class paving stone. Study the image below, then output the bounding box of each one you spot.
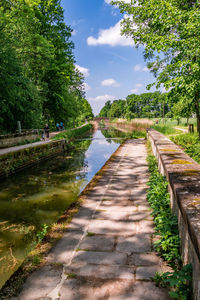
[67,207,95,230]
[128,211,153,222]
[137,220,155,234]
[130,253,161,266]
[60,278,137,300]
[79,235,115,251]
[99,204,138,212]
[94,210,130,221]
[136,266,161,280]
[19,265,62,300]
[64,263,135,280]
[116,234,151,253]
[100,199,136,206]
[137,205,151,212]
[87,219,137,236]
[109,281,170,300]
[72,251,127,265]
[47,230,83,263]
[129,191,147,201]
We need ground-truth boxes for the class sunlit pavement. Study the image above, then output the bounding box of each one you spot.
[18,139,171,300]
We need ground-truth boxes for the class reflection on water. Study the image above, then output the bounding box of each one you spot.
[0,130,120,288]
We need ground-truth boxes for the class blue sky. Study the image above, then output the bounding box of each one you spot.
[61,0,156,115]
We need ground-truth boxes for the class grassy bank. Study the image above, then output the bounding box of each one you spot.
[52,123,93,141]
[170,133,200,164]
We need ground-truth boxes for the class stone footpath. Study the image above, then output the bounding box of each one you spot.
[17,139,170,300]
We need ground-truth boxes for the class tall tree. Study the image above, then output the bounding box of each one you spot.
[112,0,200,136]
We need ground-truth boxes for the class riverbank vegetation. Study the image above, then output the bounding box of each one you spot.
[52,124,93,141]
[147,142,192,299]
[0,0,93,134]
[171,133,200,164]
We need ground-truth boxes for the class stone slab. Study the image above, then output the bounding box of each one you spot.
[72,251,127,265]
[109,281,170,300]
[79,235,115,251]
[137,220,155,234]
[64,263,135,280]
[128,211,153,222]
[60,278,138,300]
[47,230,83,264]
[94,210,130,221]
[116,234,151,254]
[19,265,62,300]
[130,253,160,266]
[87,220,137,236]
[136,266,161,280]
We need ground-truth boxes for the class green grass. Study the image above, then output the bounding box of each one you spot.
[151,124,181,135]
[146,141,192,299]
[52,124,93,141]
[171,132,200,163]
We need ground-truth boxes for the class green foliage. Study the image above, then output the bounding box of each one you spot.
[98,92,169,119]
[152,125,180,135]
[0,0,93,133]
[36,224,48,243]
[147,153,181,267]
[171,133,200,163]
[154,264,192,299]
[52,124,93,141]
[112,0,200,136]
[147,145,192,298]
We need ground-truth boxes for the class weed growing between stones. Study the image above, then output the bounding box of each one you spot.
[146,141,192,299]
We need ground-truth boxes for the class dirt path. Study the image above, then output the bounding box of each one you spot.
[17,139,170,300]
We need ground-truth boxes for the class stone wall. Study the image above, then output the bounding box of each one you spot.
[0,139,67,177]
[0,130,39,148]
[148,129,200,300]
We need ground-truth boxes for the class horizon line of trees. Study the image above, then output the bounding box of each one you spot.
[0,0,93,134]
[98,92,171,120]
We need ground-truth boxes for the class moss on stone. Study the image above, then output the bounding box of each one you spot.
[171,159,192,165]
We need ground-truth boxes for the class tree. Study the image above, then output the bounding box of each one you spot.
[112,0,200,136]
[0,14,42,132]
[0,0,91,132]
[99,101,112,117]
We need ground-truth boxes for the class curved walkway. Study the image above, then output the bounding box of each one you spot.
[17,139,170,300]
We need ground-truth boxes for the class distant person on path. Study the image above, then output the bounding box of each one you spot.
[44,124,50,139]
[56,123,60,131]
[60,122,64,131]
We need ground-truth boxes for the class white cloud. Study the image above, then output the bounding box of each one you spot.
[82,82,91,91]
[89,94,115,102]
[136,83,143,88]
[88,94,116,116]
[101,78,120,87]
[130,88,139,94]
[87,19,134,47]
[133,65,149,72]
[75,64,90,77]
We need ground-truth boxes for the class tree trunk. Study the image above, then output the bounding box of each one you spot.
[195,94,200,139]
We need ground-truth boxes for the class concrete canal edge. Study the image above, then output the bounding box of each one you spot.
[148,128,200,300]
[0,124,93,178]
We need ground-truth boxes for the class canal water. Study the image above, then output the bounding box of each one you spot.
[0,129,128,288]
